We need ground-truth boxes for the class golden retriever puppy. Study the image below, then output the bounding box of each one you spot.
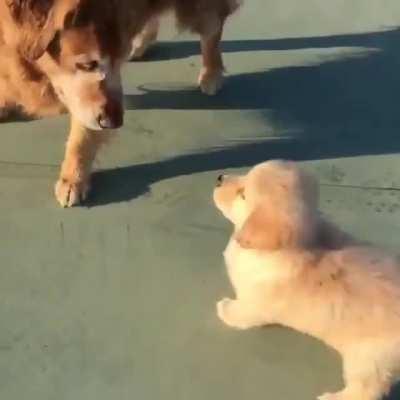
[214,160,400,400]
[128,0,241,95]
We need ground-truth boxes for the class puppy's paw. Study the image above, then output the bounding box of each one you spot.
[198,68,224,96]
[55,178,90,208]
[318,392,343,400]
[216,298,249,329]
[217,298,232,322]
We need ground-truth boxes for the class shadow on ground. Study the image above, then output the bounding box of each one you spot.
[126,27,400,140]
[89,28,400,206]
[130,28,400,62]
[387,383,400,400]
[0,108,36,123]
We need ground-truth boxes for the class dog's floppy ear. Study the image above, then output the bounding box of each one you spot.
[6,0,57,60]
[236,202,315,251]
[6,0,80,61]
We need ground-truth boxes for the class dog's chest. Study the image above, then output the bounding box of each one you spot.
[223,238,281,292]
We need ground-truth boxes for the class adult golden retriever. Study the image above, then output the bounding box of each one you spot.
[214,160,400,400]
[0,0,240,207]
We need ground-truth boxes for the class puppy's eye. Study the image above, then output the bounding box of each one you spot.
[238,189,246,200]
[76,61,99,72]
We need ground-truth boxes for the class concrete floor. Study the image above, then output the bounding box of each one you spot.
[1,1,400,399]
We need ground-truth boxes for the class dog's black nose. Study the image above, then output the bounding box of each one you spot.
[98,99,124,130]
[98,115,118,130]
[216,174,224,187]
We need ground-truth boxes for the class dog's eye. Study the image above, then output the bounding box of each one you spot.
[76,61,99,72]
[238,189,246,200]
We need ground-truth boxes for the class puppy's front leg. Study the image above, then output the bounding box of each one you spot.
[217,298,268,329]
[55,116,110,207]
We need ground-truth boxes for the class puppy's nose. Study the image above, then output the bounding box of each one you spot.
[216,174,224,187]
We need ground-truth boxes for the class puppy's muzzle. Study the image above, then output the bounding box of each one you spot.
[216,174,225,187]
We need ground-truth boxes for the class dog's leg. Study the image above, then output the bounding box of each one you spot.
[55,116,111,207]
[198,18,225,95]
[129,16,160,60]
[318,352,392,400]
[217,298,269,329]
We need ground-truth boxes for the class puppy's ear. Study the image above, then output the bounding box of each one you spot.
[235,204,283,250]
[236,203,315,251]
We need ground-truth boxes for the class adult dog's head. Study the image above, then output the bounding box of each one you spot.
[4,0,129,130]
[214,160,320,251]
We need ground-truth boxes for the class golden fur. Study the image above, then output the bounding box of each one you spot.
[0,0,129,207]
[129,0,241,95]
[214,160,400,400]
[0,0,240,206]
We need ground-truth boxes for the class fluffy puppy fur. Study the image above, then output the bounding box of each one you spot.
[214,160,400,400]
[128,0,241,95]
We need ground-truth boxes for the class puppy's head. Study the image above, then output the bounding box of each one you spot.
[6,0,126,130]
[213,160,319,250]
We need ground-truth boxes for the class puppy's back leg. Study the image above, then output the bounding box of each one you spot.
[318,349,394,400]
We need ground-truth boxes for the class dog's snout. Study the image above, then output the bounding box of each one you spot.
[98,114,117,129]
[98,99,123,130]
[216,174,225,187]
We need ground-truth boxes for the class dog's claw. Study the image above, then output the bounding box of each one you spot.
[129,39,156,60]
[198,69,224,96]
[55,178,89,208]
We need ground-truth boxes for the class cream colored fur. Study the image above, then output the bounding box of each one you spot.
[214,160,400,400]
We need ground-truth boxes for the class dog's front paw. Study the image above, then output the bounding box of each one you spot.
[198,68,223,96]
[129,38,156,60]
[55,178,90,207]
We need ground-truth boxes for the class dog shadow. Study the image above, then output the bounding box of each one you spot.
[387,382,400,400]
[88,27,400,206]
[130,28,400,62]
[0,108,36,123]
